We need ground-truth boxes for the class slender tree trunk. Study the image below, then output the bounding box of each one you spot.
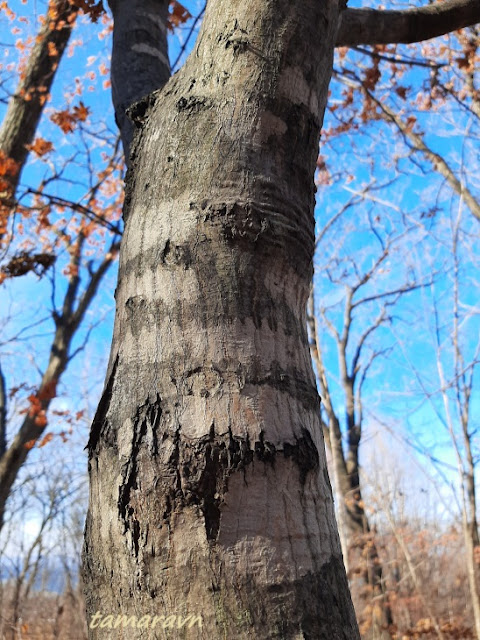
[82,0,360,637]
[307,294,392,638]
[0,0,78,242]
[334,448,392,640]
[462,506,480,640]
[107,0,171,162]
[462,437,480,639]
[0,238,119,531]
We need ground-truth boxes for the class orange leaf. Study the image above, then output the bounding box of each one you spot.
[27,137,54,157]
[38,379,57,402]
[51,108,75,133]
[168,0,191,32]
[0,151,19,177]
[70,0,104,22]
[38,432,53,447]
[73,101,90,122]
[35,413,48,428]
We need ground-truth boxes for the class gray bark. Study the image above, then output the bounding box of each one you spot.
[82,0,360,637]
[82,0,480,638]
[337,0,480,46]
[107,0,171,162]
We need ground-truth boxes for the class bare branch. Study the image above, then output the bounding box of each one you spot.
[0,359,6,459]
[0,238,119,531]
[337,0,480,47]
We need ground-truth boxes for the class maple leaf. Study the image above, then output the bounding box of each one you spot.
[70,0,105,23]
[51,101,89,132]
[168,0,191,32]
[51,108,75,133]
[38,432,53,447]
[73,101,90,122]
[27,137,54,157]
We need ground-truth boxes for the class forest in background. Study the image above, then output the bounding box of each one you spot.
[0,0,478,638]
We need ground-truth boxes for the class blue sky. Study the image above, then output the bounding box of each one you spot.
[0,0,478,537]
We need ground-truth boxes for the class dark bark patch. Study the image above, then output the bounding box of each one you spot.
[86,355,118,455]
[245,360,320,412]
[170,426,256,541]
[117,396,163,547]
[176,95,212,114]
[213,557,358,639]
[156,239,193,270]
[141,425,320,544]
[291,559,360,639]
[126,90,160,129]
[254,431,276,465]
[283,428,319,484]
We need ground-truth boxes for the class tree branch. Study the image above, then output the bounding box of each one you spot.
[0,359,6,459]
[0,239,119,531]
[0,0,78,243]
[107,0,171,162]
[337,0,480,47]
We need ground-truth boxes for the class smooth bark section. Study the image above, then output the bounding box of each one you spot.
[83,0,360,637]
[107,0,171,162]
[337,0,480,46]
[0,0,78,241]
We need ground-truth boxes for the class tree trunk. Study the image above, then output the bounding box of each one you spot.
[307,297,392,638]
[331,438,392,640]
[462,440,480,639]
[82,0,360,637]
[107,0,171,162]
[0,0,78,242]
[0,238,119,531]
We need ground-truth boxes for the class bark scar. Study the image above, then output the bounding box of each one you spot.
[86,354,118,454]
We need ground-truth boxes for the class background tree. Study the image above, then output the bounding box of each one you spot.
[309,12,480,636]
[386,203,480,637]
[307,200,433,638]
[0,0,79,243]
[0,0,123,530]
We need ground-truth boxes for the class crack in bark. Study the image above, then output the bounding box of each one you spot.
[176,95,213,113]
[126,89,161,130]
[118,395,163,550]
[87,355,119,454]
